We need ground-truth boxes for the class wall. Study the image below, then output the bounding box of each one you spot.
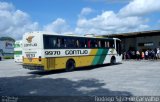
[136,36,160,51]
[120,35,160,52]
[121,37,137,51]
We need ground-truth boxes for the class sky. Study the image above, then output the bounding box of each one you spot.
[0,0,160,40]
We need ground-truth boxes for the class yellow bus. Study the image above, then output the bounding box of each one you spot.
[22,32,122,71]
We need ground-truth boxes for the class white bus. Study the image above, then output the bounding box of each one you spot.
[22,32,122,71]
[14,40,23,62]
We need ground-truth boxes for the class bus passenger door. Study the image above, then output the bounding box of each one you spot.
[116,40,122,56]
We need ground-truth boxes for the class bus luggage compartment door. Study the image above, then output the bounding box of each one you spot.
[46,58,55,70]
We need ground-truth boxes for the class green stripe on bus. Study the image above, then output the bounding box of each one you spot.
[14,51,22,55]
[92,49,103,65]
[92,49,109,65]
[97,49,109,64]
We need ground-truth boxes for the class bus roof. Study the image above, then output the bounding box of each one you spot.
[25,31,120,40]
[15,40,22,43]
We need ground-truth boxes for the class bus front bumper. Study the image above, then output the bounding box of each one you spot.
[23,64,44,71]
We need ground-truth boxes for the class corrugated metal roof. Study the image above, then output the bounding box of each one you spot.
[102,30,160,37]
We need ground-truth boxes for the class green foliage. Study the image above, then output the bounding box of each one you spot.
[3,56,14,59]
[0,37,15,42]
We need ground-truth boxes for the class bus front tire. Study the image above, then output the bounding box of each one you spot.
[66,59,75,72]
[110,57,116,65]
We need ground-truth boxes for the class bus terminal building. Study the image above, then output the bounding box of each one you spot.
[103,30,160,52]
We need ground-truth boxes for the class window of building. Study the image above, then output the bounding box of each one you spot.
[144,42,153,46]
[138,42,154,47]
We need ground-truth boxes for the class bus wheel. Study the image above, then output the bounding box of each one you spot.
[66,59,75,71]
[110,57,116,65]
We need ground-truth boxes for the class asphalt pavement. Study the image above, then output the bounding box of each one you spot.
[0,59,160,96]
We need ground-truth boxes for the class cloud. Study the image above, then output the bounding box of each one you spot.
[74,0,160,35]
[0,2,39,40]
[43,18,72,34]
[80,7,93,16]
[85,0,131,3]
[119,0,160,16]
[0,1,14,11]
[75,10,149,35]
[0,0,159,39]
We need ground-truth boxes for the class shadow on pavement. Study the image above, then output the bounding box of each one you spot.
[0,75,132,102]
[29,63,122,76]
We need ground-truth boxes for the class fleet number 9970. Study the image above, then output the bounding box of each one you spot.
[45,51,61,55]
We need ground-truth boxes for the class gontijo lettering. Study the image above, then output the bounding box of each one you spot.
[65,50,88,55]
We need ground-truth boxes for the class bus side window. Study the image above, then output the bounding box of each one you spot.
[80,38,86,48]
[76,39,79,48]
[85,39,88,48]
[66,37,75,48]
[98,40,101,48]
[53,39,57,48]
[90,39,97,48]
[61,38,66,48]
[107,42,110,48]
[95,40,98,48]
[105,41,109,48]
[101,40,105,48]
[90,39,95,48]
[71,38,76,48]
[43,35,61,49]
[88,39,91,48]
[94,40,99,48]
[64,39,67,48]
[109,40,114,48]
[105,41,107,48]
[57,38,61,48]
[49,37,55,49]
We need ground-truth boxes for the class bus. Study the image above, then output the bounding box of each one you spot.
[0,51,2,61]
[22,32,122,71]
[14,40,23,63]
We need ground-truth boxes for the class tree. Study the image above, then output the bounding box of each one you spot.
[0,37,15,42]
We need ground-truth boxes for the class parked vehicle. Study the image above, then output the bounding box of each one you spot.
[0,52,2,61]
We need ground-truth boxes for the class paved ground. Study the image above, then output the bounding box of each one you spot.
[0,59,160,96]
